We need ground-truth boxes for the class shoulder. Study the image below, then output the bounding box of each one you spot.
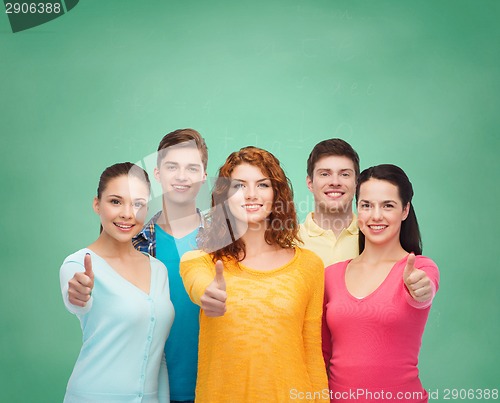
[133,211,161,239]
[294,247,325,284]
[62,248,88,264]
[298,213,314,233]
[296,247,323,267]
[325,259,350,277]
[147,254,165,270]
[181,249,212,264]
[325,259,350,271]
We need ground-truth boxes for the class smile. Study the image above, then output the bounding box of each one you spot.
[242,204,262,211]
[172,184,190,191]
[368,225,387,231]
[325,191,344,198]
[114,223,135,230]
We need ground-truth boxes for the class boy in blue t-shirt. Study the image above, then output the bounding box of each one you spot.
[133,128,208,403]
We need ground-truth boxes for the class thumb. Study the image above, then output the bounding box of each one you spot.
[403,253,416,284]
[214,260,226,291]
[84,253,94,281]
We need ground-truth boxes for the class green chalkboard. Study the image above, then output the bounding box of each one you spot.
[1,1,499,401]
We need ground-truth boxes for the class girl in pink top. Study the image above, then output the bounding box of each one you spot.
[322,164,439,403]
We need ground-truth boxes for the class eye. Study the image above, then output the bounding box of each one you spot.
[320,172,329,177]
[359,202,370,209]
[110,199,121,205]
[341,172,351,177]
[232,183,244,189]
[134,202,146,209]
[384,203,395,209]
[188,166,200,173]
[165,164,177,171]
[258,182,270,188]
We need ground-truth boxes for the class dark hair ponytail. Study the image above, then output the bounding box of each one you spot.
[356,164,422,255]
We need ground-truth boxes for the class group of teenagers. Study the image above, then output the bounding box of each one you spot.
[59,129,440,403]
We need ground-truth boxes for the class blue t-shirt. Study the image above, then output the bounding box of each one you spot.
[155,224,200,401]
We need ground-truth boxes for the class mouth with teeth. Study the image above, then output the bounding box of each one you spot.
[325,191,344,199]
[242,204,263,212]
[114,223,135,231]
[368,225,387,232]
[172,184,190,191]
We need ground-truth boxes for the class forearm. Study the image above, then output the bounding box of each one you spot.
[180,256,215,306]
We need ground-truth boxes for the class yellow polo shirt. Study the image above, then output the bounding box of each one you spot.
[298,212,359,267]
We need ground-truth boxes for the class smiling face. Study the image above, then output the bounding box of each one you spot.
[93,175,150,242]
[227,163,274,230]
[357,178,409,248]
[306,155,356,215]
[154,145,207,206]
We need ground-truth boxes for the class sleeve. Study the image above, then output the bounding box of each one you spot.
[179,251,215,306]
[302,253,329,400]
[59,259,93,315]
[157,352,169,402]
[404,256,440,309]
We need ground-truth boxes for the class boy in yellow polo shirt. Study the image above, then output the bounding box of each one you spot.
[298,139,360,266]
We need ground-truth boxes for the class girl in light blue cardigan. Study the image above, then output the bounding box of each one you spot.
[60,162,174,402]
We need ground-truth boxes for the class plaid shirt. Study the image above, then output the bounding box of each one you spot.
[132,210,205,257]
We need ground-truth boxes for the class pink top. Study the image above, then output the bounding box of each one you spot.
[322,255,439,403]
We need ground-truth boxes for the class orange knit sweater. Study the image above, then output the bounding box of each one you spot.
[180,247,328,403]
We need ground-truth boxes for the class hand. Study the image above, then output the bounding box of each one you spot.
[403,253,432,302]
[68,253,94,307]
[200,260,227,317]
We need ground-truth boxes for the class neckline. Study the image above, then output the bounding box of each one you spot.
[308,211,358,237]
[343,256,406,302]
[235,247,299,275]
[155,223,198,241]
[84,248,154,297]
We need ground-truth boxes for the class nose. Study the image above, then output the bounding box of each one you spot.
[372,205,383,220]
[175,168,187,181]
[120,203,134,218]
[328,173,341,187]
[245,185,257,200]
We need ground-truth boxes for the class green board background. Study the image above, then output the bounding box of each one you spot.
[1,1,499,401]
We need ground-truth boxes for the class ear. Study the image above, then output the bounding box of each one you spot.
[402,202,410,221]
[306,175,314,193]
[92,197,100,214]
[154,166,161,183]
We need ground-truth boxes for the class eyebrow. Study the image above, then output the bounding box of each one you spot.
[316,168,354,172]
[163,161,201,167]
[359,199,399,204]
[232,178,271,183]
[107,195,148,201]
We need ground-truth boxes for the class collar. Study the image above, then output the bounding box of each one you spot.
[136,209,205,241]
[303,211,358,236]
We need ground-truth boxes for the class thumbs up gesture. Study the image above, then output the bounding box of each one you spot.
[200,260,227,317]
[403,253,432,303]
[68,253,95,307]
